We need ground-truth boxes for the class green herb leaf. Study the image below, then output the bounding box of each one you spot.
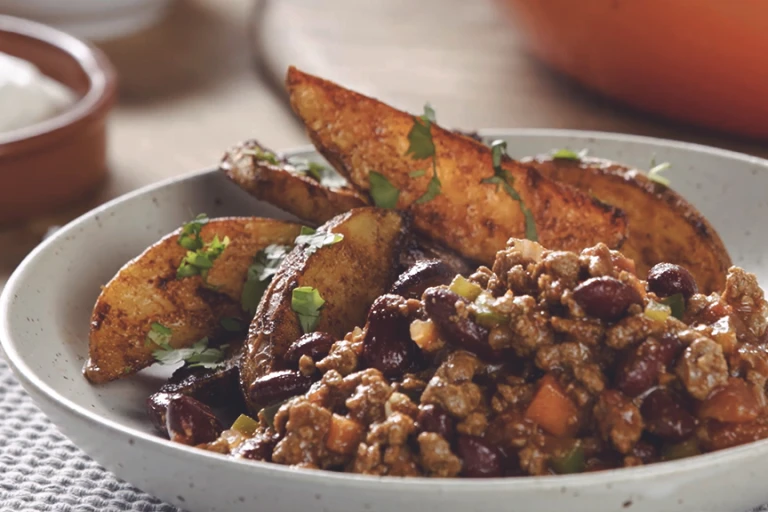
[241,243,291,315]
[661,293,685,320]
[177,213,209,251]
[406,105,436,160]
[421,103,436,124]
[152,335,228,369]
[294,227,343,256]
[242,147,280,166]
[415,173,442,204]
[288,158,348,189]
[291,286,325,333]
[482,140,538,241]
[552,148,588,160]
[648,161,671,187]
[145,321,172,348]
[409,170,426,178]
[369,171,400,208]
[220,317,245,332]
[177,234,230,280]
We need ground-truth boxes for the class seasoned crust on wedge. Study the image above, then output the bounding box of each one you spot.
[85,217,301,383]
[285,66,627,265]
[221,139,368,225]
[524,155,731,293]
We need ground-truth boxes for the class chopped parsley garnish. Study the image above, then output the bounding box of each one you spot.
[177,214,209,251]
[369,171,400,209]
[291,286,325,333]
[552,148,588,161]
[242,147,280,166]
[147,323,228,369]
[241,243,291,316]
[145,321,171,348]
[648,158,671,187]
[177,234,230,280]
[220,317,245,332]
[407,104,441,204]
[294,226,344,256]
[409,170,426,178]
[289,157,348,189]
[481,140,538,241]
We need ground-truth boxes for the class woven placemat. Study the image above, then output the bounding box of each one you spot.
[0,358,179,512]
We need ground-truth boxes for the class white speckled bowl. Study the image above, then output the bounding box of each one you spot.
[2,130,768,512]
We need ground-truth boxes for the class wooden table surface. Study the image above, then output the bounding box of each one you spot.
[1,0,765,291]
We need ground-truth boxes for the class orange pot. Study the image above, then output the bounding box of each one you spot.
[500,0,768,140]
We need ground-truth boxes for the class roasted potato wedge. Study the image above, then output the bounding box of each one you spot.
[85,218,302,384]
[241,207,408,411]
[220,139,368,225]
[286,66,627,265]
[524,155,731,293]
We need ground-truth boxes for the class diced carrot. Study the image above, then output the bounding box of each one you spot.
[525,374,579,437]
[326,414,364,455]
[699,378,761,423]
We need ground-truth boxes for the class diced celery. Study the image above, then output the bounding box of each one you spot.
[231,414,260,437]
[645,300,671,322]
[551,441,586,474]
[661,438,700,461]
[449,275,482,301]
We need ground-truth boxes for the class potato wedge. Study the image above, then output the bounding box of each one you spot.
[241,207,408,411]
[524,156,731,293]
[85,217,302,384]
[286,66,627,265]
[220,139,368,225]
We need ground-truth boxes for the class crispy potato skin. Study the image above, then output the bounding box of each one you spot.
[220,139,368,225]
[85,218,302,384]
[285,66,627,264]
[241,207,408,412]
[525,156,731,293]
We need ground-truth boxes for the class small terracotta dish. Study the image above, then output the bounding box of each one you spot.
[0,15,117,224]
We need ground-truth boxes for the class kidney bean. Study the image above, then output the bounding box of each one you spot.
[248,370,313,410]
[630,440,658,464]
[390,259,454,299]
[640,389,696,441]
[147,392,183,434]
[417,404,455,441]
[647,263,698,299]
[657,333,684,366]
[699,378,761,423]
[165,395,223,445]
[572,277,642,322]
[456,435,503,478]
[284,332,335,363]
[235,433,278,462]
[423,288,490,355]
[615,335,682,397]
[362,294,422,378]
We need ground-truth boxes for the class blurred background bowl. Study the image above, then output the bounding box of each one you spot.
[0,0,173,41]
[500,0,768,140]
[0,15,117,224]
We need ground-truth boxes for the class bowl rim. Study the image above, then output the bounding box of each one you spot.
[3,128,768,493]
[0,14,117,149]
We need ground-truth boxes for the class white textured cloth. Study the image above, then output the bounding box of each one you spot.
[0,359,179,512]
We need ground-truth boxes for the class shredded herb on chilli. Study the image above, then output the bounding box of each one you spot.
[294,226,344,256]
[481,140,538,241]
[241,244,291,315]
[369,171,400,208]
[292,286,325,333]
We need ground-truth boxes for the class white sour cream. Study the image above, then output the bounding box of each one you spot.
[0,51,77,134]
